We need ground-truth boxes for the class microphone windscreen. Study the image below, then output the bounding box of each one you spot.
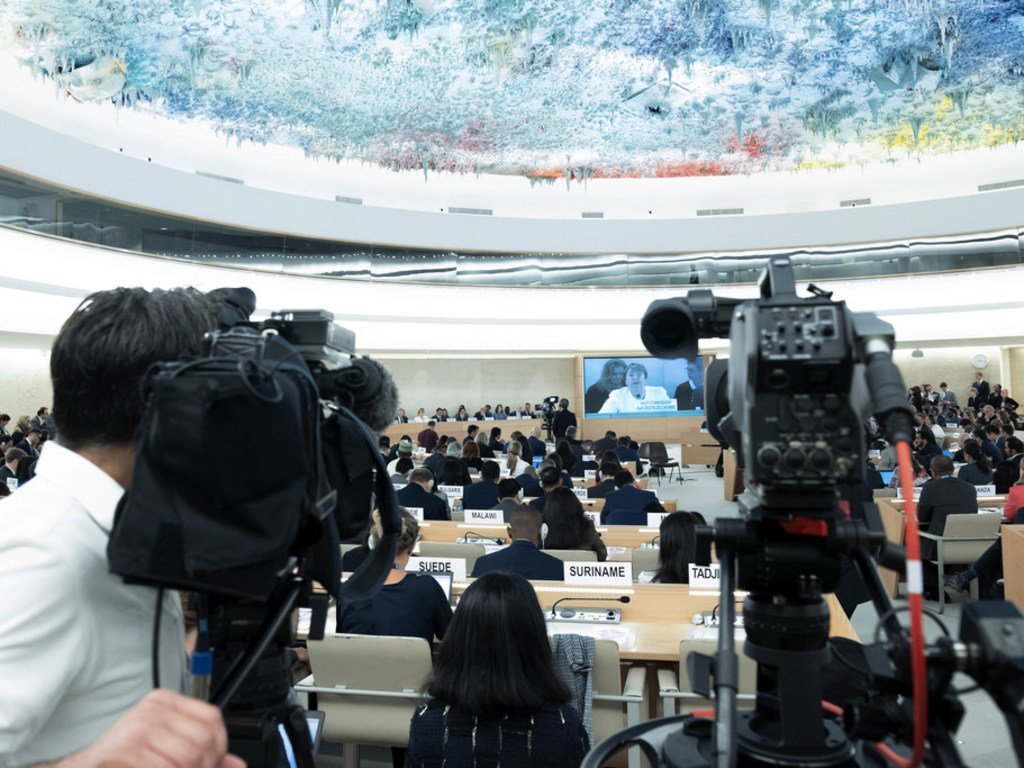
[333,357,399,433]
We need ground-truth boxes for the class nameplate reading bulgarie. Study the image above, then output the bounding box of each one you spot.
[414,557,467,580]
[572,487,589,499]
[439,485,463,499]
[975,484,996,496]
[583,510,601,525]
[465,508,503,523]
[564,562,633,586]
[689,563,721,590]
[647,512,670,527]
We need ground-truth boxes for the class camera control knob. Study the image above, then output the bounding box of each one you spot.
[785,448,806,469]
[810,449,831,470]
[758,446,782,467]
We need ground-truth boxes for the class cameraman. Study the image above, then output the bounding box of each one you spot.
[0,288,220,765]
[552,398,577,439]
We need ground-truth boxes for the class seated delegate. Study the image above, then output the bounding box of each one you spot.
[602,470,664,525]
[340,509,453,643]
[471,506,564,581]
[542,487,607,561]
[637,511,702,583]
[406,572,589,768]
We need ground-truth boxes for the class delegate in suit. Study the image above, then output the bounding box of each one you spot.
[472,506,564,581]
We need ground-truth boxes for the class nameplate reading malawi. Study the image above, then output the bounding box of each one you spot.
[465,508,503,523]
[564,562,633,585]
[414,557,467,580]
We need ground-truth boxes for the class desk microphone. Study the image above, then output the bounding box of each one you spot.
[549,595,630,619]
[458,532,506,545]
[641,535,661,549]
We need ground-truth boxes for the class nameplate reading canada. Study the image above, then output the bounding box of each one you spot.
[465,508,503,523]
[414,557,467,580]
[564,562,633,586]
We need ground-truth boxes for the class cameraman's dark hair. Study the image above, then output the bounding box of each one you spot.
[50,287,216,450]
[481,460,500,481]
[427,572,569,717]
[497,478,521,499]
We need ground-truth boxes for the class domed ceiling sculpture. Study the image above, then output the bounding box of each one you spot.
[2,0,1023,180]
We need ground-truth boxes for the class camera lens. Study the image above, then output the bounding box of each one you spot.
[640,299,697,359]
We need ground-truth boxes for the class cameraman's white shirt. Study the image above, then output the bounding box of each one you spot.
[0,442,186,767]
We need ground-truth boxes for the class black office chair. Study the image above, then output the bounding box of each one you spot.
[638,442,680,485]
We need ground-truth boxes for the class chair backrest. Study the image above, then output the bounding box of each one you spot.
[416,542,486,573]
[678,638,757,713]
[642,442,670,462]
[939,513,1002,564]
[306,633,433,745]
[592,640,629,743]
[637,443,653,460]
[543,549,598,563]
[449,508,465,521]
[631,546,661,576]
[340,542,361,561]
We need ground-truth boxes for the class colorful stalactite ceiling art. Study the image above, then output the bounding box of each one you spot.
[2,0,1024,180]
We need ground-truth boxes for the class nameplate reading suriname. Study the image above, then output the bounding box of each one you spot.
[414,557,467,580]
[564,562,633,586]
[465,509,503,523]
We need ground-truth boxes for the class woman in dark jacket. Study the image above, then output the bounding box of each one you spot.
[406,573,588,768]
[542,487,606,560]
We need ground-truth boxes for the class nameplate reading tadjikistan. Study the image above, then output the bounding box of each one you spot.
[647,512,670,527]
[564,562,633,586]
[414,557,467,580]
[439,485,463,499]
[465,508,503,523]
[689,563,721,590]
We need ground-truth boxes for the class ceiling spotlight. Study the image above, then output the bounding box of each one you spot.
[911,349,924,358]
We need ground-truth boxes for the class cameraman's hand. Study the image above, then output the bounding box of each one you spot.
[58,689,246,768]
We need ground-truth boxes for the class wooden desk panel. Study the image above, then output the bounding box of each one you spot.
[1003,526,1024,613]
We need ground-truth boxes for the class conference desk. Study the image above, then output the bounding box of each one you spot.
[1003,526,1024,613]
[418,520,667,551]
[309,579,857,664]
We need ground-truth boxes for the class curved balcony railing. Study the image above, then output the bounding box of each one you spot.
[1,166,1020,287]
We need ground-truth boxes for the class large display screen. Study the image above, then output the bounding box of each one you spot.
[583,356,704,418]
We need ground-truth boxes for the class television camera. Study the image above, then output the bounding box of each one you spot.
[539,394,561,441]
[584,256,1024,767]
[107,288,401,768]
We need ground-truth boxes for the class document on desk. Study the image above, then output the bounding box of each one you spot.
[548,622,637,649]
[297,608,312,636]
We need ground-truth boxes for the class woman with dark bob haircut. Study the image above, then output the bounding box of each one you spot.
[637,511,703,584]
[542,487,607,561]
[406,572,589,768]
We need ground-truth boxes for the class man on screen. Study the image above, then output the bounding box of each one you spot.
[674,361,705,412]
[598,363,673,414]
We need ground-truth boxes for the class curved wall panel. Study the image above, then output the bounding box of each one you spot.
[1,226,1021,354]
[2,110,1024,256]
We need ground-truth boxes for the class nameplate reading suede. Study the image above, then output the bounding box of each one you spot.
[564,562,632,585]
[405,507,425,521]
[975,484,996,496]
[572,488,589,499]
[647,512,670,527]
[583,511,601,525]
[414,557,466,580]
[465,509,503,523]
[689,564,721,590]
[439,485,463,499]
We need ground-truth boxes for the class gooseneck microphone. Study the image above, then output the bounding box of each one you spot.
[458,532,506,545]
[549,595,630,619]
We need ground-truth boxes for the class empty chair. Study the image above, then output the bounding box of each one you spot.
[299,633,433,768]
[919,512,1002,613]
[638,442,680,485]
[630,546,661,577]
[416,541,486,573]
[658,638,757,715]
